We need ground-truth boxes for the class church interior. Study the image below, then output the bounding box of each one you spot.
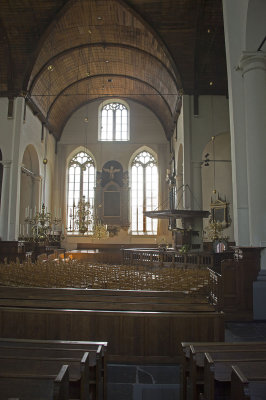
[0,0,266,399]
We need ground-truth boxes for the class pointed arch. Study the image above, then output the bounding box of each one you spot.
[130,148,158,235]
[66,149,96,235]
[19,145,41,236]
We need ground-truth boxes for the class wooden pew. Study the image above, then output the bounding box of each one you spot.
[180,342,266,400]
[231,365,266,400]
[0,338,107,400]
[204,356,266,400]
[0,285,212,312]
[0,364,69,400]
[0,306,224,363]
[0,353,90,400]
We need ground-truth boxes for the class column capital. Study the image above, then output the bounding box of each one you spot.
[0,160,12,167]
[239,51,266,75]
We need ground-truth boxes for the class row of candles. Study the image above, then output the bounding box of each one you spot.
[24,206,62,219]
[19,224,64,237]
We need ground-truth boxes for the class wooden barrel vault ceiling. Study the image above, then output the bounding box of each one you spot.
[0,0,227,141]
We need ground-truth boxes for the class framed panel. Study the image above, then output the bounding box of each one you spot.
[104,191,121,217]
[210,197,230,227]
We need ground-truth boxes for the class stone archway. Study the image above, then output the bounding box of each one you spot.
[19,145,40,237]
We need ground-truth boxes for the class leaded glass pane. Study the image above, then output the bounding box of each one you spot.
[131,151,158,235]
[67,152,95,234]
[99,102,129,141]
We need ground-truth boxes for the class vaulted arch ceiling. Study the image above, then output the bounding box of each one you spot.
[26,0,181,140]
[0,0,227,140]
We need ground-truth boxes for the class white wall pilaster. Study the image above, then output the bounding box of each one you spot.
[239,51,266,319]
[0,161,11,240]
[191,161,202,210]
[182,96,192,209]
[222,0,250,246]
[8,98,25,240]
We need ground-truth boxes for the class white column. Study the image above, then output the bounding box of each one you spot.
[191,161,202,210]
[222,0,250,246]
[8,97,24,240]
[239,51,266,319]
[191,161,203,250]
[176,174,184,209]
[239,52,266,263]
[182,96,192,210]
[32,175,42,211]
[0,161,11,240]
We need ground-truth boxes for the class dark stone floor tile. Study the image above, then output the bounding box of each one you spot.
[107,383,133,400]
[107,365,137,383]
[141,386,180,400]
[139,365,180,384]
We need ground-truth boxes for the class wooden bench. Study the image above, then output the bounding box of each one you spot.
[0,306,224,363]
[0,338,107,400]
[204,357,266,400]
[0,286,212,312]
[0,352,89,400]
[231,365,266,400]
[0,364,69,400]
[180,342,266,400]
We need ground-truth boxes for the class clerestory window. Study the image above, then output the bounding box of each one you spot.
[131,150,158,235]
[99,101,129,141]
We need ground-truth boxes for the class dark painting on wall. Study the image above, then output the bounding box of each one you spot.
[104,191,121,217]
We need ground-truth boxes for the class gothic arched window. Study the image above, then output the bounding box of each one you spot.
[131,150,158,235]
[67,151,95,234]
[99,101,129,141]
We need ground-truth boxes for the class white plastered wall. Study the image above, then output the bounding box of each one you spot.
[201,132,234,242]
[0,97,56,239]
[173,95,232,238]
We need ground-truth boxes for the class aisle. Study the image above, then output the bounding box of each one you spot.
[107,364,180,400]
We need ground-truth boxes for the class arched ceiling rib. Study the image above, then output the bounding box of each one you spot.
[47,76,173,136]
[30,45,177,117]
[27,0,181,140]
[0,0,227,138]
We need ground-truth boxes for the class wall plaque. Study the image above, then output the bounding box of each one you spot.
[104,191,121,217]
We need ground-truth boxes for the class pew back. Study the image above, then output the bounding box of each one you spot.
[231,365,266,400]
[204,356,266,400]
[0,364,69,400]
[0,338,106,400]
[0,306,224,362]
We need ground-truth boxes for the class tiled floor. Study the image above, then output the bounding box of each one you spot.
[107,364,180,400]
[107,321,266,400]
[225,321,266,342]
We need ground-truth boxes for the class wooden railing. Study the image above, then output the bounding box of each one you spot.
[208,268,223,310]
[123,248,214,268]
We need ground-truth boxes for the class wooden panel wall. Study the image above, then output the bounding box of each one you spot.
[0,307,224,362]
